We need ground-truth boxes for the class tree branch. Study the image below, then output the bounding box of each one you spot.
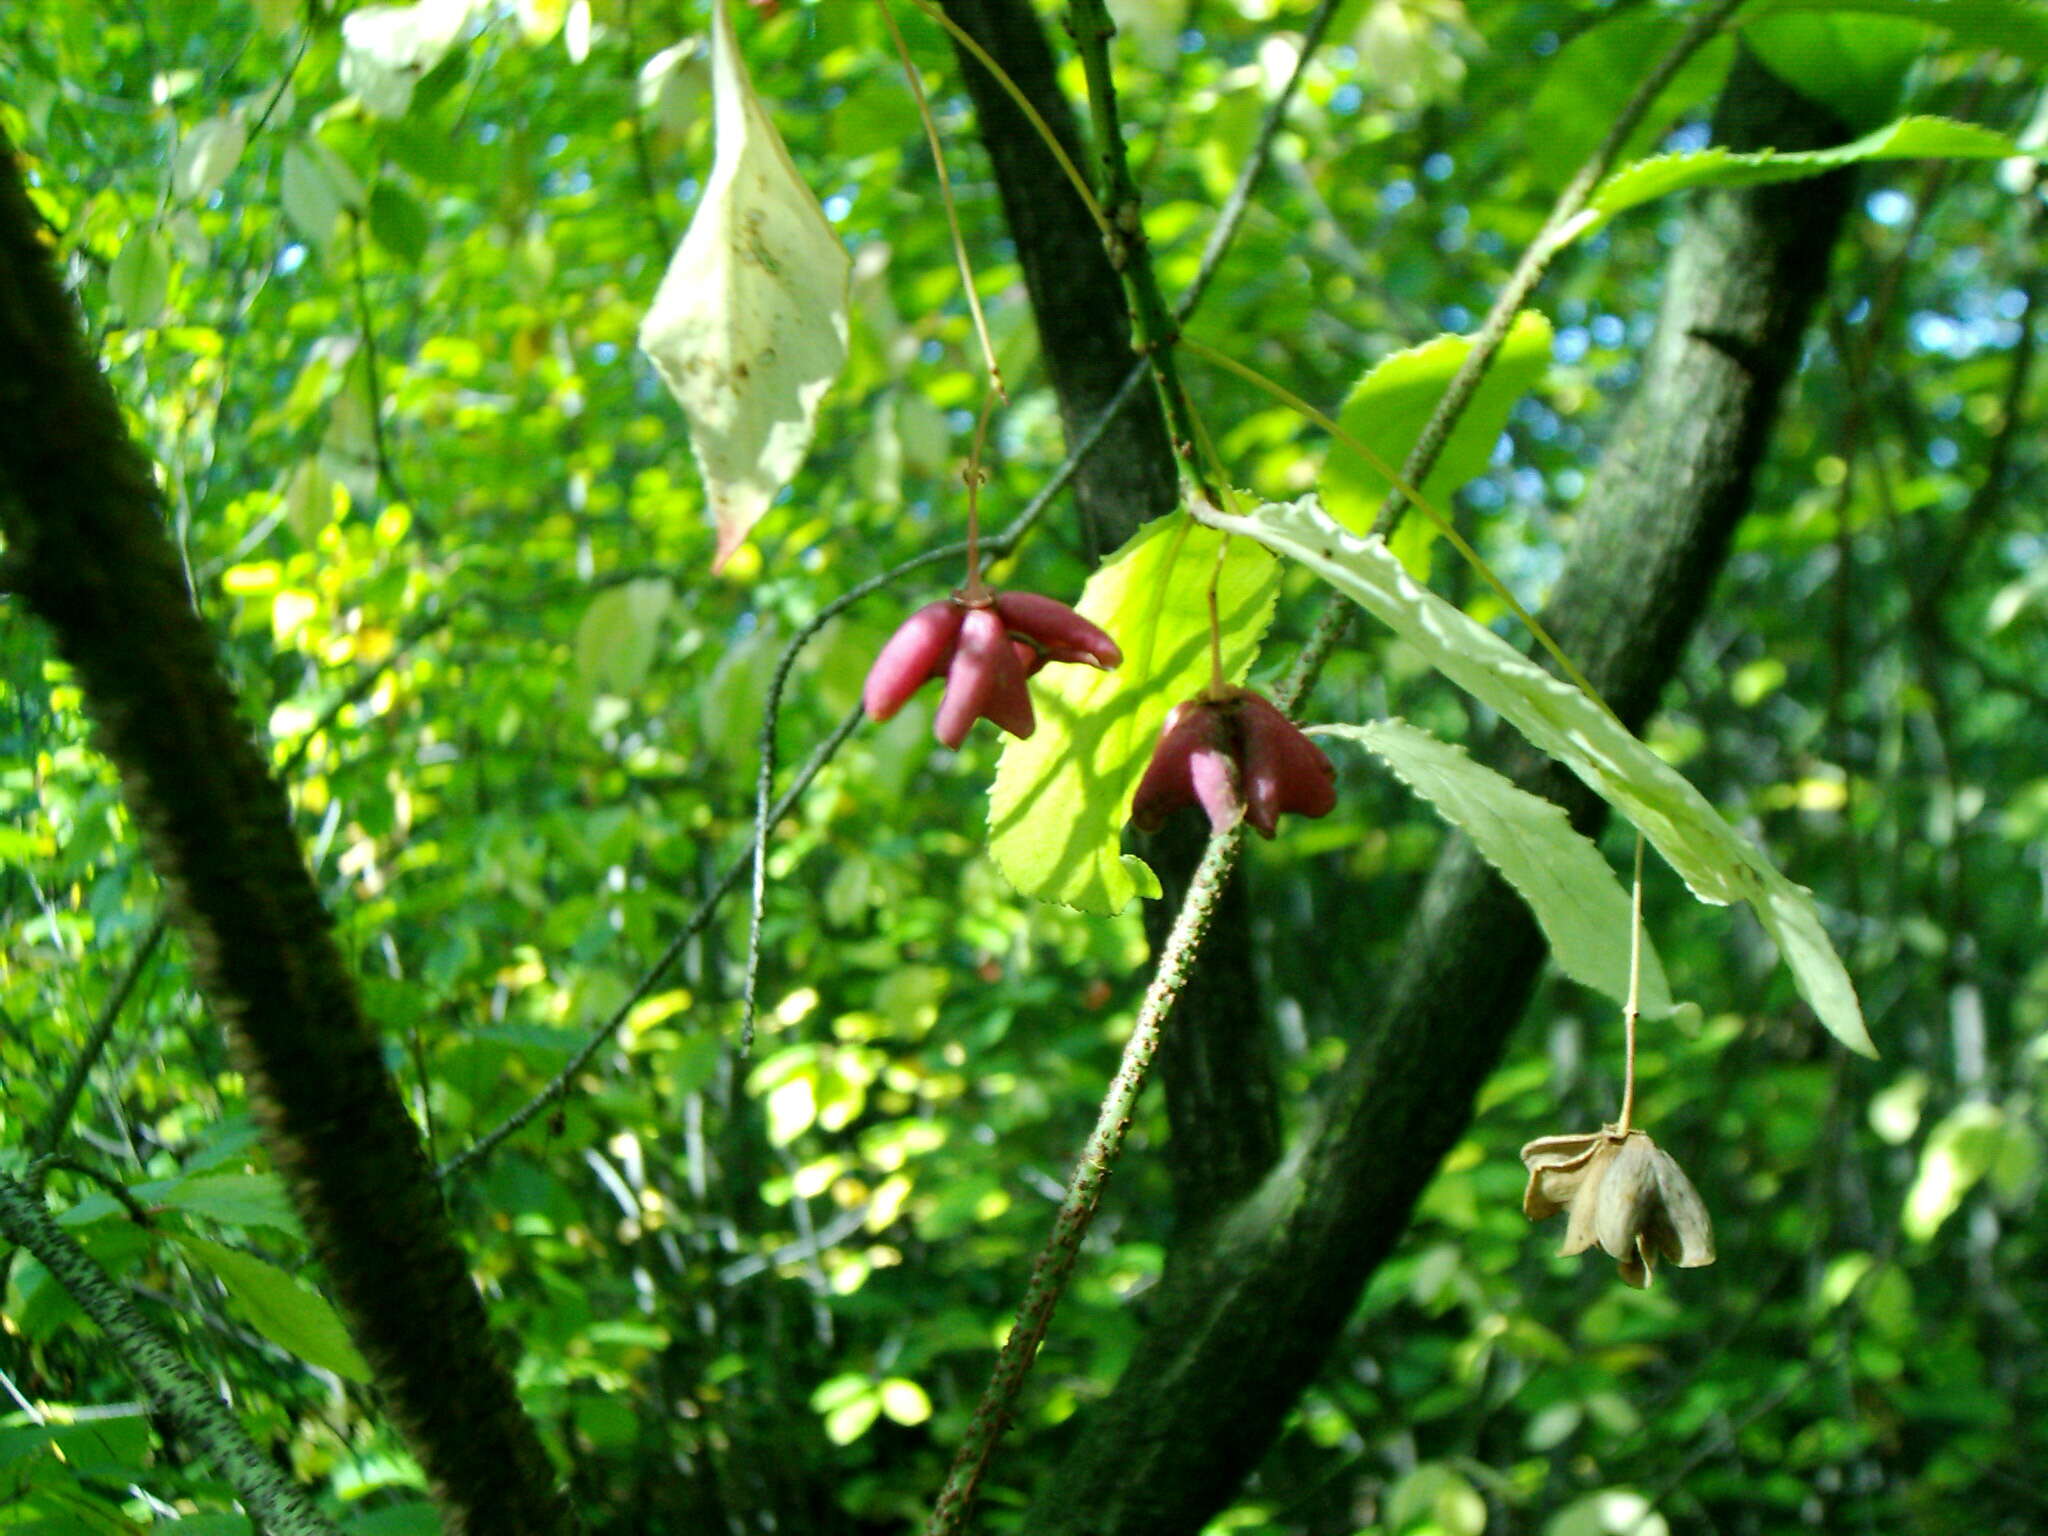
[0,1172,341,1536]
[1024,49,1857,1536]
[0,126,577,1536]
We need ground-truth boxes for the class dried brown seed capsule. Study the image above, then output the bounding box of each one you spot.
[1520,1126,1715,1288]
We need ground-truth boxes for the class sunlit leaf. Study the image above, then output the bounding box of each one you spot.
[108,231,170,324]
[877,1377,931,1426]
[637,0,851,571]
[1202,496,1873,1055]
[988,510,1279,916]
[1548,1489,1670,1536]
[1903,1101,2006,1240]
[1316,719,1671,1015]
[1323,310,1552,576]
[1388,1462,1487,1536]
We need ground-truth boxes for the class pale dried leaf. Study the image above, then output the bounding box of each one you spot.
[638,0,850,571]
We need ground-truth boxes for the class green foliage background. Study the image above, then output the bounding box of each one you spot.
[2,1,2045,1531]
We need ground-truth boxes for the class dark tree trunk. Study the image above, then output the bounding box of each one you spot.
[0,128,577,1536]
[1019,50,1854,1536]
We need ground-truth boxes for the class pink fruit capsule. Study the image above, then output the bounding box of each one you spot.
[1132,700,1234,833]
[1130,689,1336,839]
[863,600,966,722]
[992,590,1122,670]
[1238,692,1336,838]
[934,606,1036,748]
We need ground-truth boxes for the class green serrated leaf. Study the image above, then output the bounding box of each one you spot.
[1204,497,1873,1056]
[368,181,431,264]
[987,511,1278,915]
[1324,310,1552,576]
[171,1233,371,1381]
[1317,719,1671,1015]
[1566,115,2019,244]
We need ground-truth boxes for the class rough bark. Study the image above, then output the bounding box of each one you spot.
[1022,51,1855,1536]
[938,0,1179,557]
[945,0,1283,1228]
[0,130,577,1536]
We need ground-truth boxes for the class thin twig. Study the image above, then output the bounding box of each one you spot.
[621,0,678,257]
[28,918,166,1165]
[345,213,417,522]
[1617,832,1644,1133]
[1068,0,1210,490]
[880,0,1005,397]
[437,701,865,1181]
[1174,0,1344,326]
[924,828,1244,1536]
[28,1155,156,1227]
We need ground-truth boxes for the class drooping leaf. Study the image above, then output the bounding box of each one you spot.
[1902,1101,2006,1240]
[1316,718,1672,1016]
[1563,116,2020,244]
[1201,496,1873,1055]
[1323,310,1552,576]
[988,510,1278,916]
[170,1233,371,1381]
[173,114,246,202]
[637,0,851,571]
[280,141,364,247]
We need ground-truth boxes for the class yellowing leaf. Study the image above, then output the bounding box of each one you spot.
[1204,496,1873,1056]
[1323,309,1552,576]
[1317,718,1671,1015]
[1903,1101,2006,1240]
[638,0,850,571]
[988,511,1279,916]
